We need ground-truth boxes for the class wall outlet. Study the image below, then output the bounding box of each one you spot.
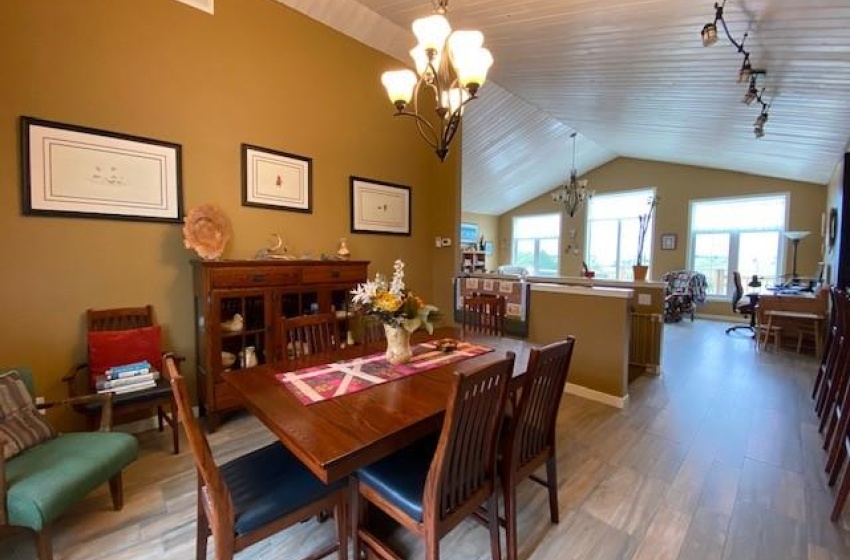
[440,237,452,247]
[435,236,443,248]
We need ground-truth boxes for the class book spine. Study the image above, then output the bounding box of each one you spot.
[105,367,150,380]
[106,360,151,375]
[98,380,156,394]
[96,371,159,391]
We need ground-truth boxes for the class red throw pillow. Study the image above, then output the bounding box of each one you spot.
[87,325,163,389]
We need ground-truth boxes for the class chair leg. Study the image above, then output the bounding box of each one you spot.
[171,398,180,454]
[349,478,362,560]
[108,472,124,510]
[424,530,440,560]
[503,477,517,560]
[487,492,502,560]
[831,465,850,522]
[34,527,53,560]
[336,492,349,560]
[546,454,559,524]
[157,405,165,432]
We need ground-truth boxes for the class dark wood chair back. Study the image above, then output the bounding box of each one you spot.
[279,313,340,362]
[87,305,154,332]
[462,295,506,337]
[499,337,575,560]
[360,313,386,349]
[162,357,232,532]
[425,352,514,527]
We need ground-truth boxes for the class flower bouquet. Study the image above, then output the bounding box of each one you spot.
[350,260,440,364]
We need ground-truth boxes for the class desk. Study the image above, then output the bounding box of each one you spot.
[223,327,535,484]
[756,291,828,355]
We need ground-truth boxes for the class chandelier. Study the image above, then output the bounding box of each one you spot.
[700,0,772,138]
[552,133,594,217]
[380,1,493,161]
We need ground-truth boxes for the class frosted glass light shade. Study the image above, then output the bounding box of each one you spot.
[409,45,441,77]
[412,14,451,52]
[441,88,470,115]
[454,47,493,88]
[381,70,417,105]
[782,231,810,241]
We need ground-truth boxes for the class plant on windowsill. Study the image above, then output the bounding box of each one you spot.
[634,195,660,281]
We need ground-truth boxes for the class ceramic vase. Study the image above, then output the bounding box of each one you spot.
[384,324,413,365]
[239,346,258,368]
[632,265,649,281]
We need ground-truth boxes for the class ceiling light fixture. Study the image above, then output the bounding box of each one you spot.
[701,1,773,139]
[552,132,594,217]
[380,1,493,162]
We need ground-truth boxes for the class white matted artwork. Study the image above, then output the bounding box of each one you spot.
[242,144,312,213]
[350,176,411,236]
[20,116,183,223]
[173,0,214,14]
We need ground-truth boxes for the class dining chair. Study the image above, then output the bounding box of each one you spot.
[813,286,841,413]
[162,355,348,560]
[352,352,515,560]
[359,312,385,350]
[62,305,180,454]
[462,294,506,337]
[499,337,575,560]
[279,313,340,363]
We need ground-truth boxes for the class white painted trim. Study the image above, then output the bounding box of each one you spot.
[564,383,629,409]
[173,0,213,14]
[532,283,633,299]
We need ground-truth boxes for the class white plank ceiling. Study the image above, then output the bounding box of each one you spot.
[279,0,850,215]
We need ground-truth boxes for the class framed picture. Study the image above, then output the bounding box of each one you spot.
[460,222,479,245]
[660,233,677,250]
[350,176,411,236]
[20,116,183,223]
[484,241,494,255]
[242,144,312,213]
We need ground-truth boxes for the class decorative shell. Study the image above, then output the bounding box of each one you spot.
[183,204,232,260]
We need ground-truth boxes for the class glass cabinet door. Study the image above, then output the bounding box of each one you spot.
[214,290,270,376]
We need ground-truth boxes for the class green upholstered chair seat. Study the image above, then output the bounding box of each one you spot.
[5,431,138,530]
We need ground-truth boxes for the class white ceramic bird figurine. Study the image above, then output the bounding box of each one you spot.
[221,313,244,332]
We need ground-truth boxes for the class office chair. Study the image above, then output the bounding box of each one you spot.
[726,272,756,336]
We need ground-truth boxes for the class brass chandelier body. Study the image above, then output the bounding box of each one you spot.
[380,1,493,161]
[552,132,594,217]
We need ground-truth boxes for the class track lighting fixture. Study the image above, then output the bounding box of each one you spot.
[700,1,773,138]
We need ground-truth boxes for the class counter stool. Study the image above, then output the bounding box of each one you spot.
[757,324,782,352]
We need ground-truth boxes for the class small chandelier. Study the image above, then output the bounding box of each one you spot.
[380,1,493,161]
[552,132,594,217]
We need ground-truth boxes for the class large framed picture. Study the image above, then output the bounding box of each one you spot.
[460,222,479,245]
[350,176,411,236]
[242,144,312,213]
[20,116,183,223]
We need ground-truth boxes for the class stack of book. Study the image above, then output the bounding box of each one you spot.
[96,360,160,394]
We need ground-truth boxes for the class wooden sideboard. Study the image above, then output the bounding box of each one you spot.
[192,259,368,430]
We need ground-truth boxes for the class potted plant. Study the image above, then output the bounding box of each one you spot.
[634,195,660,281]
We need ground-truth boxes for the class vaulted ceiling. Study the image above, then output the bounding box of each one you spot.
[280,0,850,215]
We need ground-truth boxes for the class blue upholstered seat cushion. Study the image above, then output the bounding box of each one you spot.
[356,433,439,523]
[221,442,346,536]
[6,431,138,530]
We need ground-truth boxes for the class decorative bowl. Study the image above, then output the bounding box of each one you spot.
[221,351,236,368]
[434,338,459,352]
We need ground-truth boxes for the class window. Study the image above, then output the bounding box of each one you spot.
[512,214,560,276]
[585,189,656,280]
[689,194,787,297]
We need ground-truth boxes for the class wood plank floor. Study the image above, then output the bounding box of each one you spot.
[3,319,850,559]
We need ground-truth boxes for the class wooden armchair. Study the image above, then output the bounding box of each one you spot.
[462,294,506,337]
[279,313,340,365]
[62,305,180,454]
[1,366,138,560]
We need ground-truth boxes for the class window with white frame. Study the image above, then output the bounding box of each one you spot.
[585,189,656,280]
[512,214,560,276]
[689,194,788,297]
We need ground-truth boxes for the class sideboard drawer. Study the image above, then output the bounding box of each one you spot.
[302,264,368,284]
[209,266,302,288]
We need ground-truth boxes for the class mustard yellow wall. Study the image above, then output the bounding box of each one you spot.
[0,0,459,426]
[460,212,498,271]
[499,157,826,316]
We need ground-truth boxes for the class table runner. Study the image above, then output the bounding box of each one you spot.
[276,341,494,405]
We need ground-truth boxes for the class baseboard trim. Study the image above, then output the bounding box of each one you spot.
[565,383,629,409]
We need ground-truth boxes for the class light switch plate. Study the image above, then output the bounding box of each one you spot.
[638,294,651,306]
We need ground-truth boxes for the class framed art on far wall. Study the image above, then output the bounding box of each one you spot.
[350,176,411,235]
[242,144,312,213]
[460,222,479,245]
[20,116,183,223]
[660,233,677,250]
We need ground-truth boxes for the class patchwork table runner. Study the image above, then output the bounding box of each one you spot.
[276,341,494,405]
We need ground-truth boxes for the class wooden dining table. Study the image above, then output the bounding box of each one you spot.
[223,327,536,484]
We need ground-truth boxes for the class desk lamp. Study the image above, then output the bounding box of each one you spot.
[782,231,810,280]
[748,275,761,288]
